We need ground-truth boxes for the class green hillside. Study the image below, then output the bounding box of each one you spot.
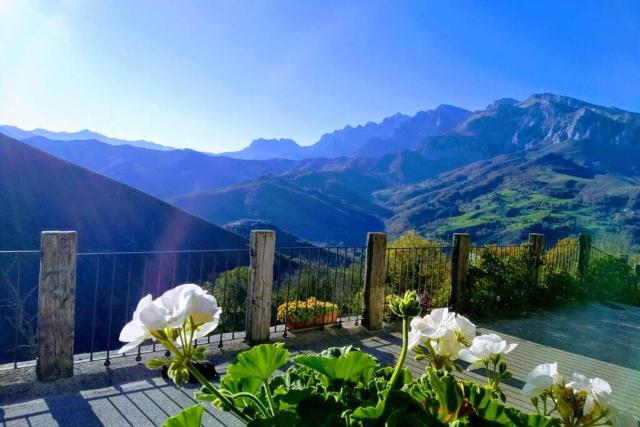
[383,149,640,244]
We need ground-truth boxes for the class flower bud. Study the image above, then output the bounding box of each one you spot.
[389,291,421,318]
[145,358,166,369]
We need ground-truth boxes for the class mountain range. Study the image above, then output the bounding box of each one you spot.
[2,92,639,248]
[0,125,173,151]
[220,104,471,160]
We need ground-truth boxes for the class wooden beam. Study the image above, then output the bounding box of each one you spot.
[577,233,592,281]
[451,233,471,314]
[528,233,544,287]
[362,232,387,330]
[245,230,275,345]
[37,231,77,381]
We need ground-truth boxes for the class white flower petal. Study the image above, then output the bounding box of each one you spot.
[504,343,518,354]
[118,336,146,355]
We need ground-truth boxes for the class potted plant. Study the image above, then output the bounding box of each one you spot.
[276,297,339,329]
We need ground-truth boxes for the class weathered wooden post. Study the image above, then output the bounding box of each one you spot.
[450,233,471,313]
[245,230,275,345]
[577,233,592,281]
[528,233,544,286]
[37,231,77,381]
[362,232,387,330]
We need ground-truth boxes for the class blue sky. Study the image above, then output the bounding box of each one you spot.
[1,0,639,152]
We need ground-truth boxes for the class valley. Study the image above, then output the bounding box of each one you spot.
[2,92,640,248]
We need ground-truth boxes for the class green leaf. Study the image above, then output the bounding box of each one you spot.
[375,366,413,387]
[225,344,290,392]
[465,383,559,427]
[427,370,463,420]
[296,394,345,427]
[293,351,377,383]
[162,405,204,427]
[318,345,357,358]
[350,389,443,426]
[247,410,300,427]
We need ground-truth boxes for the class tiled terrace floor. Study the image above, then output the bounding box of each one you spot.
[1,302,638,426]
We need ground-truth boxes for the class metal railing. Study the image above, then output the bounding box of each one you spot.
[4,233,620,372]
[385,246,452,312]
[73,248,250,366]
[0,250,40,369]
[591,246,614,262]
[273,246,366,332]
[469,244,529,265]
[545,243,579,272]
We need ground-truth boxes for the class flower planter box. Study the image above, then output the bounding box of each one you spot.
[285,309,339,330]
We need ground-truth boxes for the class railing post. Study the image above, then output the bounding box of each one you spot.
[450,233,471,314]
[362,232,387,330]
[577,233,592,281]
[245,230,275,345]
[37,231,77,381]
[528,233,544,286]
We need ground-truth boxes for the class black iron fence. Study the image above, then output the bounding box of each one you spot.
[73,249,250,366]
[273,246,366,332]
[2,232,638,373]
[385,245,452,313]
[0,250,40,369]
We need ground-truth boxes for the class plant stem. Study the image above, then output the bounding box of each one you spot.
[230,392,271,418]
[389,316,409,389]
[263,382,277,416]
[187,362,252,423]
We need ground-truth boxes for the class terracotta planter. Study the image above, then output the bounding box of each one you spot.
[285,309,339,330]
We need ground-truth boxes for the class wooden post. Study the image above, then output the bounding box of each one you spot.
[450,233,471,313]
[362,232,387,330]
[577,233,592,281]
[528,233,544,286]
[245,230,275,345]
[37,231,77,381]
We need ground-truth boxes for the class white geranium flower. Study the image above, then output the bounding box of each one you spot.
[453,314,476,345]
[431,328,463,360]
[178,285,222,339]
[118,294,170,354]
[522,363,566,398]
[567,373,611,416]
[458,334,517,369]
[409,308,478,363]
[157,283,221,326]
[158,283,222,342]
[408,307,456,350]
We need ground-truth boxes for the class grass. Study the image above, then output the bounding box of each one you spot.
[439,188,602,235]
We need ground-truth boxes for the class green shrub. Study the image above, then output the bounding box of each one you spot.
[468,245,543,316]
[386,231,451,311]
[585,256,640,305]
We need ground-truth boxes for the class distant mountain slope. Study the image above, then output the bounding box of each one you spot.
[0,133,247,251]
[7,92,640,247]
[220,138,305,160]
[224,219,316,248]
[220,105,471,160]
[0,124,173,151]
[22,136,296,198]
[415,93,640,173]
[172,176,385,245]
[382,147,640,244]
